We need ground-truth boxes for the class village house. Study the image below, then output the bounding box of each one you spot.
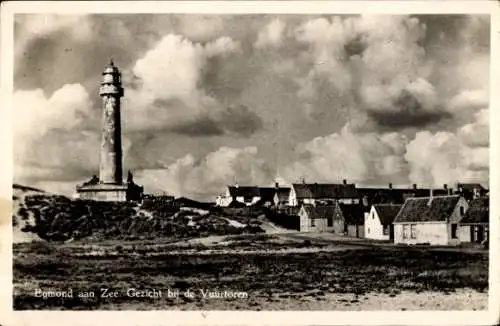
[393,195,469,246]
[365,204,402,241]
[257,183,291,207]
[357,184,451,212]
[216,183,290,207]
[456,183,488,202]
[458,197,489,244]
[273,187,291,208]
[215,184,261,207]
[331,202,365,237]
[298,205,336,232]
[258,187,278,207]
[288,180,359,207]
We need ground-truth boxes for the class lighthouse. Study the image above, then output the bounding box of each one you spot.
[99,59,124,184]
[75,60,143,202]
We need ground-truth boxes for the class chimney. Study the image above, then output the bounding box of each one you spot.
[389,183,393,189]
[412,184,417,190]
[443,184,448,190]
[302,177,306,184]
[235,182,239,188]
[343,179,347,185]
[429,188,434,197]
[275,182,279,189]
[448,187,453,195]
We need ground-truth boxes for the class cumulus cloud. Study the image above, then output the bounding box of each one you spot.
[123,34,263,137]
[254,19,286,49]
[14,84,91,135]
[136,146,274,200]
[405,130,488,187]
[292,15,451,130]
[13,83,102,189]
[13,14,490,198]
[405,105,489,187]
[15,15,92,62]
[170,105,263,137]
[458,108,489,147]
[282,124,409,185]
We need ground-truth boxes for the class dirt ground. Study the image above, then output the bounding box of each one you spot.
[13,234,489,310]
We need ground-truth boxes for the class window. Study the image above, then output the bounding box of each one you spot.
[451,223,458,239]
[383,225,389,236]
[367,227,370,234]
[410,224,417,239]
[403,224,410,239]
[459,206,465,216]
[327,217,333,227]
[311,219,316,227]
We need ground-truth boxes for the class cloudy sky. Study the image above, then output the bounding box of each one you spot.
[14,14,490,201]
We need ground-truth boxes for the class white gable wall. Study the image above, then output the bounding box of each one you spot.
[288,186,298,206]
[298,206,329,232]
[394,222,449,245]
[365,206,388,240]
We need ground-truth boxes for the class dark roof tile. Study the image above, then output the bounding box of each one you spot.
[461,197,489,224]
[338,203,365,225]
[293,183,358,199]
[228,186,260,198]
[373,204,402,225]
[303,205,336,220]
[394,195,462,223]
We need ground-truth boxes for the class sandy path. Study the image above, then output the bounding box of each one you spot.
[101,288,487,311]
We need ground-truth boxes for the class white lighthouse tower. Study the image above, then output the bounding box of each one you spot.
[75,60,143,202]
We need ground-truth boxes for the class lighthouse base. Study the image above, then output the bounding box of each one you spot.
[75,180,143,202]
[76,183,129,202]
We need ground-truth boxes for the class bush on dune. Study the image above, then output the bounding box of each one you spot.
[15,194,264,242]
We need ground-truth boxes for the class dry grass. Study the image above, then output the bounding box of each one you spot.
[13,237,488,310]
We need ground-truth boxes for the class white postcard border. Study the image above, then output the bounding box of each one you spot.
[1,1,499,326]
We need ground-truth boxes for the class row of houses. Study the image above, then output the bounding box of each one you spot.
[299,195,489,246]
[215,181,489,246]
[216,181,487,208]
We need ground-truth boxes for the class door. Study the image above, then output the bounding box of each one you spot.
[476,225,484,243]
[389,225,395,240]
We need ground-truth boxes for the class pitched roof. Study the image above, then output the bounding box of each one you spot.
[303,205,336,220]
[259,187,277,202]
[228,186,260,198]
[292,183,313,199]
[457,183,486,191]
[460,197,489,224]
[292,183,358,199]
[274,187,291,201]
[373,204,402,225]
[394,195,462,223]
[358,187,449,206]
[338,203,365,225]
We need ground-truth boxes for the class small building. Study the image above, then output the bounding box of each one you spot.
[288,180,359,207]
[357,183,451,212]
[365,204,402,241]
[456,183,488,202]
[216,184,261,207]
[298,205,336,232]
[331,202,365,237]
[393,195,469,246]
[273,187,291,207]
[458,197,489,243]
[259,183,290,207]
